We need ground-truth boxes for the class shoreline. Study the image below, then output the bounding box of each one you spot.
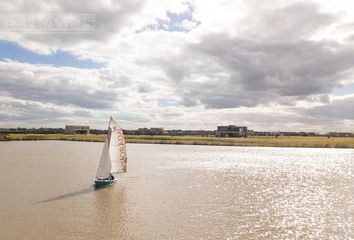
[1,134,354,148]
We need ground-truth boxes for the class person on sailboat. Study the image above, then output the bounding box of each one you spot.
[108,173,114,180]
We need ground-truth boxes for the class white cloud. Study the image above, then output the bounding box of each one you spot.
[1,0,354,131]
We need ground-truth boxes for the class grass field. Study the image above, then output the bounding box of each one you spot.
[1,133,354,148]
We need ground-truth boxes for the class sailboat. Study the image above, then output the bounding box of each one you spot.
[95,117,127,186]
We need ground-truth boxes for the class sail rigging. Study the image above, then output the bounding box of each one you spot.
[96,117,127,179]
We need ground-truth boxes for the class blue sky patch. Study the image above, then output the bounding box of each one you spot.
[139,8,199,33]
[157,98,179,107]
[0,41,104,69]
[332,83,354,96]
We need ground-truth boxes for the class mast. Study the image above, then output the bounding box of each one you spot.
[96,117,127,179]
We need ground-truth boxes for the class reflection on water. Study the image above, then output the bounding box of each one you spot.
[0,141,353,239]
[93,185,128,239]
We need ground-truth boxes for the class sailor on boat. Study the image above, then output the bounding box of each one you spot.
[97,173,115,181]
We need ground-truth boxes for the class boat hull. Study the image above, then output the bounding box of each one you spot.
[95,179,117,186]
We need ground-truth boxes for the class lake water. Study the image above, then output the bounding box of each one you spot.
[0,141,353,239]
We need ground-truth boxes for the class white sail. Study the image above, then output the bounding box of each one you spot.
[96,117,127,179]
[96,133,112,179]
[109,117,127,173]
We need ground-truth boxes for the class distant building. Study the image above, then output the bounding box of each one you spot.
[166,129,215,136]
[149,128,166,135]
[136,128,148,135]
[216,125,247,137]
[166,129,185,136]
[328,132,354,137]
[65,125,90,134]
[133,127,166,135]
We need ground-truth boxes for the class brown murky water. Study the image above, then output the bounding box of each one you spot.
[0,141,353,239]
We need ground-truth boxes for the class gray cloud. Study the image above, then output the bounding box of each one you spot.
[0,0,145,53]
[299,96,354,120]
[161,2,354,109]
[0,98,92,125]
[248,2,335,41]
[0,61,123,109]
[231,96,354,131]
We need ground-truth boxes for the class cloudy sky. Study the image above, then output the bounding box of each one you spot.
[0,0,354,132]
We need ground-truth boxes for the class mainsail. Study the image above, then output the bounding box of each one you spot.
[96,117,127,179]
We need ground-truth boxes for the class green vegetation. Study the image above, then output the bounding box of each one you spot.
[0,133,10,141]
[125,135,354,148]
[1,133,354,148]
[2,134,105,142]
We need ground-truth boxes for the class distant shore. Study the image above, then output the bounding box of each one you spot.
[1,133,354,148]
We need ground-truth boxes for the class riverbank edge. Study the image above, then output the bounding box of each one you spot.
[1,134,354,148]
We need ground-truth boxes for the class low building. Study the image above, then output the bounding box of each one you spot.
[133,127,166,135]
[149,128,166,135]
[136,128,149,135]
[328,132,354,137]
[216,125,247,137]
[65,125,90,134]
